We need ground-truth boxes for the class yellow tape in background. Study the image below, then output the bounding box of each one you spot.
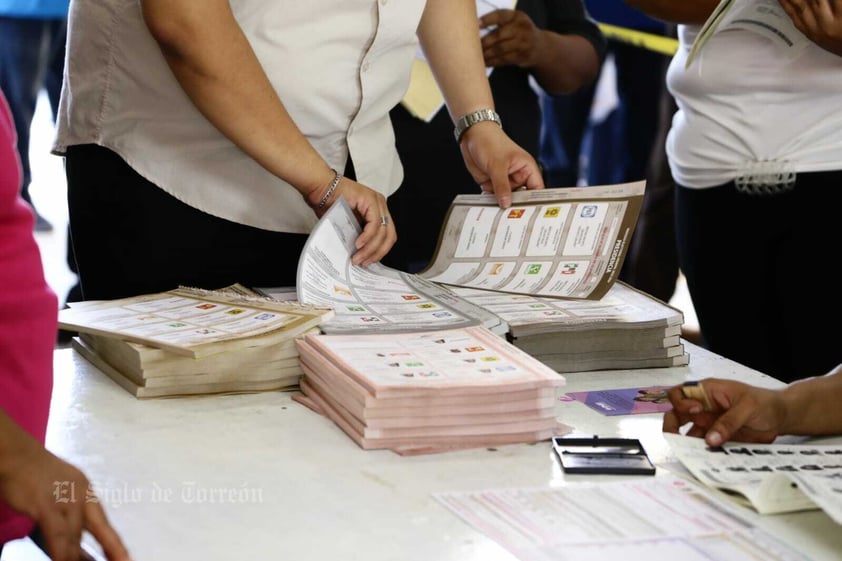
[597,23,678,56]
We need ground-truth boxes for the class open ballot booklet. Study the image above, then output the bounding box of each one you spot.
[60,285,331,358]
[296,182,646,335]
[665,433,842,524]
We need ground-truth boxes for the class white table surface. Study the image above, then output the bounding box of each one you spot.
[8,342,841,561]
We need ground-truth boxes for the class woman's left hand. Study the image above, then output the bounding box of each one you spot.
[458,121,545,209]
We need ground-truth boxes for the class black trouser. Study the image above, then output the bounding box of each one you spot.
[65,144,309,300]
[675,171,842,383]
[618,63,678,303]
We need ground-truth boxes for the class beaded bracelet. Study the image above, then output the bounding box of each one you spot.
[316,168,342,209]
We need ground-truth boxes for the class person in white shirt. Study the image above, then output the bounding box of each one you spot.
[625,0,842,384]
[54,0,544,301]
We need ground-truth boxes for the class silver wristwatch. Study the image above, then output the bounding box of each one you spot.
[453,108,502,142]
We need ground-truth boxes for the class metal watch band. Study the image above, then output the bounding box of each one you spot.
[453,108,502,142]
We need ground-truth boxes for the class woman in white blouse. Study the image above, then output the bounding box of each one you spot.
[54,0,544,300]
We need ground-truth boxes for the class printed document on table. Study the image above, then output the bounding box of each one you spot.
[665,433,842,521]
[435,475,809,561]
[59,285,330,357]
[295,198,503,335]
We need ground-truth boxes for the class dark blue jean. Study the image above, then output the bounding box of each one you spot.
[539,39,666,187]
[0,16,66,203]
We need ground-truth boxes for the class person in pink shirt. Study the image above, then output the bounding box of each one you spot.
[0,89,130,561]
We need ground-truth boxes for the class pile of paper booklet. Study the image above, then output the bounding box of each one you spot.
[59,285,332,398]
[294,325,566,455]
[449,281,688,372]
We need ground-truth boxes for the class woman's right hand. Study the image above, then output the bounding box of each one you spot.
[306,176,396,267]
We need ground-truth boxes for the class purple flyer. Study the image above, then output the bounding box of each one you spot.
[563,385,673,416]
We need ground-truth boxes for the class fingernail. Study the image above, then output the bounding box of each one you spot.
[689,405,702,414]
[500,197,511,208]
[707,431,722,446]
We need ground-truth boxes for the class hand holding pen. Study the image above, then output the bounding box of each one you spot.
[664,365,842,446]
[662,379,787,446]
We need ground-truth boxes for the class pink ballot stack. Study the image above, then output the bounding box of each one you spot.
[294,326,567,455]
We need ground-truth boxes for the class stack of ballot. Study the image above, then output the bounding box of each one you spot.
[61,285,332,398]
[294,325,566,455]
[74,330,318,398]
[449,282,688,373]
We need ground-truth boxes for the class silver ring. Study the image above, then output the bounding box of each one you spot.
[380,215,389,226]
